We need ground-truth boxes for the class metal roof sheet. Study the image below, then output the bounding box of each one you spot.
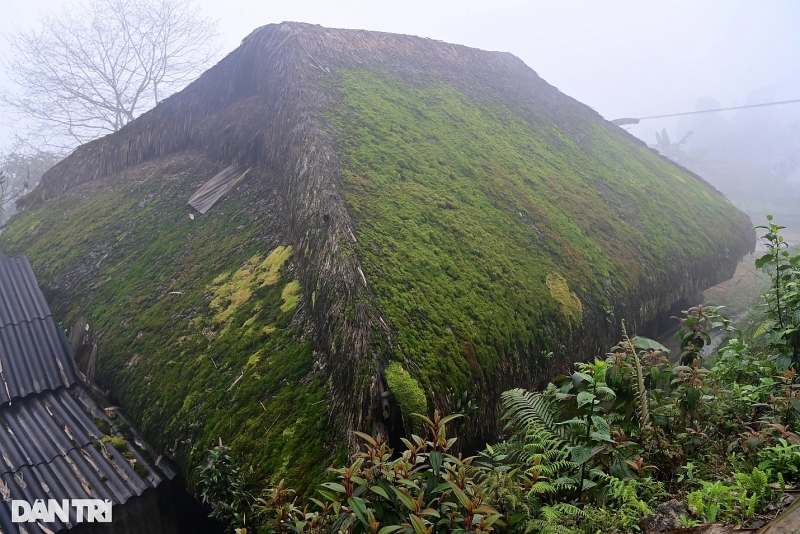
[0,388,99,477]
[0,317,78,403]
[0,388,169,533]
[188,165,250,214]
[0,256,79,403]
[0,259,173,532]
[0,258,51,328]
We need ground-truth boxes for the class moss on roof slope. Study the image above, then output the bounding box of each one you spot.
[1,22,754,488]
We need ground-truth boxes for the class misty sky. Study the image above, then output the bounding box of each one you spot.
[1,0,798,149]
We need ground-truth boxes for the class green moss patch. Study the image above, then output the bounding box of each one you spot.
[0,155,333,493]
[280,280,301,313]
[385,362,427,420]
[546,273,583,325]
[329,70,750,406]
[210,246,294,325]
[101,435,129,452]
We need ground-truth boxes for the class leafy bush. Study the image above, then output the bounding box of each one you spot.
[754,216,800,369]
[757,438,800,482]
[198,444,263,532]
[316,411,502,534]
[686,468,771,525]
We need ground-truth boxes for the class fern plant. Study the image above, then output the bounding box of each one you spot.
[501,386,577,448]
[520,425,577,497]
[526,503,584,534]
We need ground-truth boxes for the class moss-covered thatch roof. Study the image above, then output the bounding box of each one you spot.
[2,22,754,489]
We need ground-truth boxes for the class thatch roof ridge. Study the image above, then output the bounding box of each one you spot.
[18,21,609,210]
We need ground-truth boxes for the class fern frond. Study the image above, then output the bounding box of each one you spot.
[528,503,585,534]
[502,387,579,446]
[622,321,651,439]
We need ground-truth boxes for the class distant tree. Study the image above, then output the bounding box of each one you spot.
[0,150,60,227]
[1,0,218,151]
[652,128,694,166]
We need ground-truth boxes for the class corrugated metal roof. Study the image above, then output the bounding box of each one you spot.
[0,258,51,328]
[0,317,78,403]
[0,388,169,533]
[0,257,174,532]
[0,258,78,403]
[188,165,250,214]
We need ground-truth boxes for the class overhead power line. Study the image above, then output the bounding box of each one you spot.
[611,98,800,126]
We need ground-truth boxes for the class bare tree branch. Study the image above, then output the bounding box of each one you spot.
[1,0,219,152]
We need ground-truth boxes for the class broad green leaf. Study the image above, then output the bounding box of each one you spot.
[755,253,772,269]
[573,372,593,384]
[391,486,417,511]
[396,479,421,491]
[370,486,390,500]
[686,386,701,407]
[447,482,472,509]
[590,431,613,443]
[438,414,463,426]
[409,515,428,534]
[577,391,595,408]
[321,482,346,493]
[591,415,611,436]
[632,335,670,352]
[353,431,377,446]
[348,497,370,529]
[429,451,443,475]
[433,482,452,494]
[570,445,592,465]
[595,386,617,401]
[651,367,661,382]
[411,413,434,427]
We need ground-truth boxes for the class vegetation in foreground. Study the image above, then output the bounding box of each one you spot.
[198,217,800,534]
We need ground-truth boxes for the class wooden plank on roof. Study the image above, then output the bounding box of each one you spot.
[757,494,800,533]
[188,166,250,214]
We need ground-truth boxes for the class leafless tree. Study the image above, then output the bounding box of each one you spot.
[1,0,218,151]
[0,148,61,227]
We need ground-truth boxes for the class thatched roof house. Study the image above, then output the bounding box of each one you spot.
[2,23,754,489]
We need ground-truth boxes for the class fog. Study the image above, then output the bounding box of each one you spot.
[670,95,800,214]
[1,0,798,214]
